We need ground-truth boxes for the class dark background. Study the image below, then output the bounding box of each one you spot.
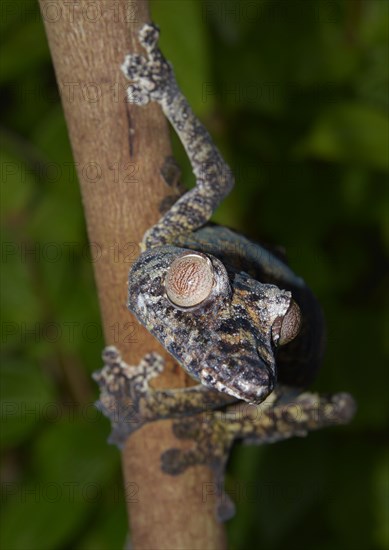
[1,1,388,549]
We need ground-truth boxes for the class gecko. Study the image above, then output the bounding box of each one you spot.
[93,23,355,521]
[123,22,326,401]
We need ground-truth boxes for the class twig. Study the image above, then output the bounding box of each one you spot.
[38,0,227,547]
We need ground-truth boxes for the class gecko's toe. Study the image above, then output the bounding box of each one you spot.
[141,352,165,376]
[126,84,150,106]
[102,345,121,364]
[161,448,186,475]
[121,54,147,80]
[217,495,236,522]
[139,23,160,51]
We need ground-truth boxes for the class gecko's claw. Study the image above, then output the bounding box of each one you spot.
[102,345,121,365]
[126,84,151,106]
[138,23,160,52]
[139,352,165,379]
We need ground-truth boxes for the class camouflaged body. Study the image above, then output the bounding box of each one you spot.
[179,226,326,389]
[128,225,325,401]
[124,23,325,404]
[93,24,355,523]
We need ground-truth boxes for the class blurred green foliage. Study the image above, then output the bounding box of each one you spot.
[1,1,388,549]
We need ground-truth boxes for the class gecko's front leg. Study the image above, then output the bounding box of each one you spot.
[122,23,234,249]
[94,346,237,447]
[94,347,355,521]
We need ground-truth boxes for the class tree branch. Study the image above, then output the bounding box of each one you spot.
[38,1,227,547]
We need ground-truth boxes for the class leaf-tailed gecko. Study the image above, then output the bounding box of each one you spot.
[94,23,356,521]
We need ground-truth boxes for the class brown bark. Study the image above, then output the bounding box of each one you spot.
[38,1,227,548]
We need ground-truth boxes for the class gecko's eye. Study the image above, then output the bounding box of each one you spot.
[271,299,302,346]
[165,253,214,308]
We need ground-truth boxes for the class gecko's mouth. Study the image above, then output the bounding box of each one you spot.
[200,360,275,405]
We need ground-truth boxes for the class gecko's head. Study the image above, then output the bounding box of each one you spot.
[128,247,301,404]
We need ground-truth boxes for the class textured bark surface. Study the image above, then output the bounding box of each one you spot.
[38,1,227,547]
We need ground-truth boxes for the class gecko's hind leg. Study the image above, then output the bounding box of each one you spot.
[121,23,234,249]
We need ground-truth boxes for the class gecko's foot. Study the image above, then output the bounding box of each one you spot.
[161,415,236,522]
[93,346,165,447]
[158,387,356,522]
[121,23,176,105]
[161,443,236,522]
[161,446,235,522]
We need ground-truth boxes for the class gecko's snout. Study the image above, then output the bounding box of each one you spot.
[201,356,275,405]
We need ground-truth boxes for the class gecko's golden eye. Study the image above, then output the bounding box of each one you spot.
[272,299,302,346]
[165,253,214,308]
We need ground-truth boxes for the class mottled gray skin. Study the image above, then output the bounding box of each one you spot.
[93,24,355,523]
[129,246,293,403]
[122,24,234,249]
[122,23,325,403]
[94,347,356,521]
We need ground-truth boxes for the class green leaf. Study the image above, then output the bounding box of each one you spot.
[32,418,118,486]
[0,419,119,550]
[0,146,36,219]
[0,229,44,346]
[0,1,32,35]
[31,106,73,166]
[0,486,88,550]
[0,16,50,84]
[0,359,54,449]
[295,103,389,171]
[77,499,128,550]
